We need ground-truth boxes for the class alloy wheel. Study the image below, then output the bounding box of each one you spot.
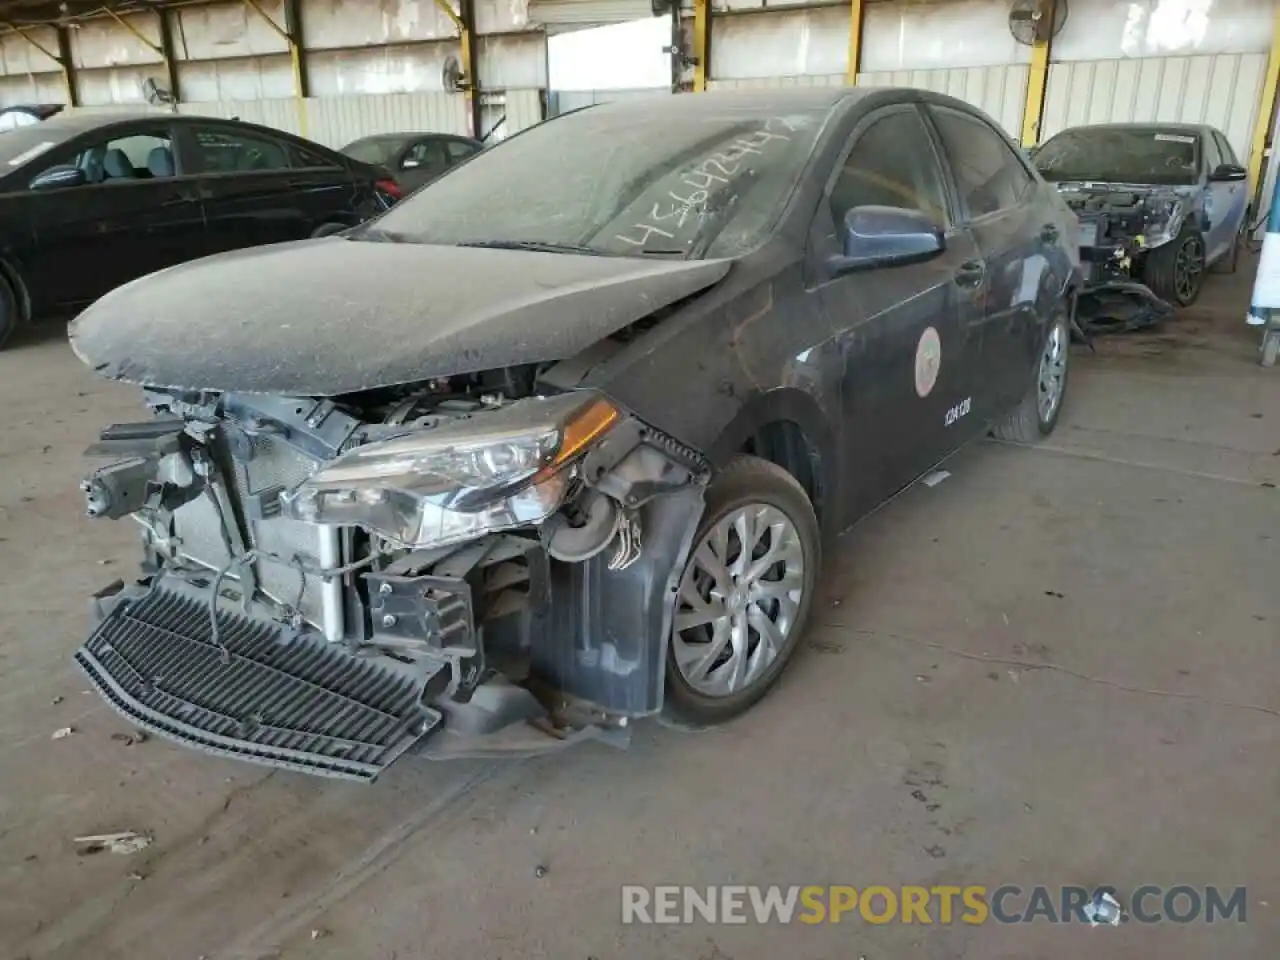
[1174,235,1205,302]
[671,504,806,698]
[1038,321,1068,423]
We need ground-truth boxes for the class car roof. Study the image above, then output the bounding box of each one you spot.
[351,132,469,141]
[580,86,866,120]
[0,110,345,173]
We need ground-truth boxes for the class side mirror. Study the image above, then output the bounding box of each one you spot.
[401,157,420,169]
[1209,163,1247,182]
[829,205,945,276]
[29,164,87,191]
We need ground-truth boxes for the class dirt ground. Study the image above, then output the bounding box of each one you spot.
[0,268,1277,960]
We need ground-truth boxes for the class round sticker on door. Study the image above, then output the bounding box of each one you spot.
[914,326,942,398]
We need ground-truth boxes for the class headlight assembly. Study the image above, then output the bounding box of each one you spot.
[1139,197,1185,248]
[281,391,620,550]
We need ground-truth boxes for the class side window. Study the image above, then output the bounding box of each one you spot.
[1202,133,1223,173]
[828,109,950,230]
[66,131,176,184]
[188,126,291,174]
[289,142,341,169]
[445,139,479,163]
[930,107,1034,219]
[1214,131,1239,167]
[402,139,450,176]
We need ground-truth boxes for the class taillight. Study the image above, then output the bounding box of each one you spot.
[376,178,402,201]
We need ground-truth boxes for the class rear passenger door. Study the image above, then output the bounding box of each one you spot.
[927,105,1049,417]
[285,140,361,228]
[814,104,987,511]
[178,122,311,253]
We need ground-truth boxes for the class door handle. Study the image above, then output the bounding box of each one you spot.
[1040,223,1059,244]
[956,259,985,287]
[162,192,200,206]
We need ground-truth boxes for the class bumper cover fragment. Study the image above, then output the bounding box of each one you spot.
[75,582,440,781]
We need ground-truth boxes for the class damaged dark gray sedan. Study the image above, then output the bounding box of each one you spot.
[70,88,1078,781]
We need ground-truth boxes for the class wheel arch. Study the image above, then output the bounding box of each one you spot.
[704,387,838,530]
[0,254,31,325]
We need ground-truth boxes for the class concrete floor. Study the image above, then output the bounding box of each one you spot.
[0,270,1277,960]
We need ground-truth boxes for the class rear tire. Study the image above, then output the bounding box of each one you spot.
[992,312,1070,443]
[1141,225,1205,305]
[310,222,349,239]
[1263,329,1280,368]
[0,274,18,351]
[1211,219,1245,275]
[664,455,820,726]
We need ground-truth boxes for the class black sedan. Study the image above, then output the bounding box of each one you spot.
[0,112,396,347]
[339,131,483,194]
[70,87,1078,781]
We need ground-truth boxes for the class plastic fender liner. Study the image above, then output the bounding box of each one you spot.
[530,484,705,716]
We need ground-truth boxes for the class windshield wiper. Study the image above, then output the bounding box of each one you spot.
[457,239,616,256]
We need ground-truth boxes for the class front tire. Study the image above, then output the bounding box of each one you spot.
[992,312,1070,443]
[664,455,820,726]
[310,222,350,239]
[1142,226,1205,305]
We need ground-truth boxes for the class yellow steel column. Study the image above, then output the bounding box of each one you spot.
[156,8,182,104]
[105,7,176,104]
[845,0,864,86]
[242,0,307,136]
[692,0,708,92]
[6,24,76,106]
[1247,4,1280,193]
[1019,0,1056,148]
[431,0,478,137]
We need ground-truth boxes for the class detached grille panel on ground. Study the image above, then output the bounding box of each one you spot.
[75,584,439,781]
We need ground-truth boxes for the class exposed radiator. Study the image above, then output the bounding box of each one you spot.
[167,430,334,631]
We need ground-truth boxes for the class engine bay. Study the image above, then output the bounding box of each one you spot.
[76,368,711,779]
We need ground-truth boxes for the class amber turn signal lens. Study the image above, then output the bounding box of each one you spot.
[538,397,620,480]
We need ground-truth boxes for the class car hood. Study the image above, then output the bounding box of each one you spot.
[70,238,731,396]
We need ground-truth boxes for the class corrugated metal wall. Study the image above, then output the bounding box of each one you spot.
[701,0,1280,162]
[7,0,1280,168]
[1042,53,1268,159]
[1,0,548,146]
[705,76,843,90]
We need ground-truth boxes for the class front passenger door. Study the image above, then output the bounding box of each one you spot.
[813,105,987,512]
[25,123,203,308]
[1206,130,1247,262]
